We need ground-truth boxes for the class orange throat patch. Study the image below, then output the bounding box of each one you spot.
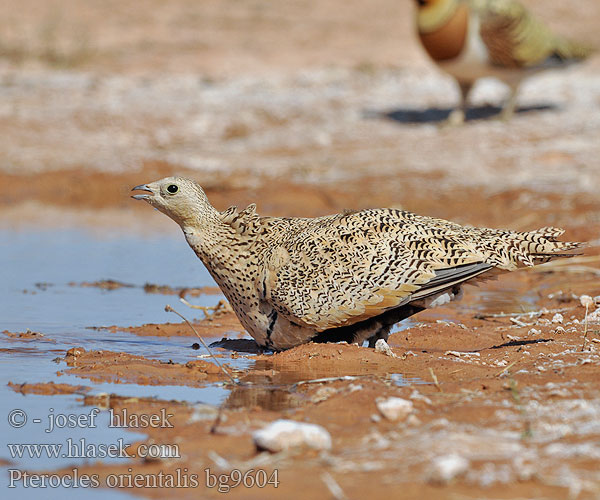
[419,3,469,61]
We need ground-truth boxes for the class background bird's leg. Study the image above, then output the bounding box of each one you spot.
[444,80,472,126]
[500,84,520,121]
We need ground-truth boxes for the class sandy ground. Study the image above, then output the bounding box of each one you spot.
[2,0,600,498]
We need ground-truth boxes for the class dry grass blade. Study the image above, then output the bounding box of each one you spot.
[475,306,574,320]
[321,472,349,500]
[497,360,518,377]
[582,304,590,352]
[530,255,600,274]
[165,304,238,385]
[179,297,233,320]
[429,367,443,392]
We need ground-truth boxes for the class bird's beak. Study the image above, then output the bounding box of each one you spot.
[131,184,154,200]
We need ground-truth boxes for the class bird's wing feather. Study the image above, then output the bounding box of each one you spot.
[475,0,591,68]
[259,209,581,331]
[257,210,514,331]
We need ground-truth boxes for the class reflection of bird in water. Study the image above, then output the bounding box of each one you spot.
[413,0,594,124]
[133,177,582,351]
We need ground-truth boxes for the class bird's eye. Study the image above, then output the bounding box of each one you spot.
[167,184,178,194]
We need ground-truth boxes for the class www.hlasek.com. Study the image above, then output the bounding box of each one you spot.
[9,468,280,491]
[7,407,279,491]
[7,438,179,460]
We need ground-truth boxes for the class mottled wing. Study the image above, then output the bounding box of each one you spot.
[259,210,476,331]
[475,0,590,68]
[260,209,582,331]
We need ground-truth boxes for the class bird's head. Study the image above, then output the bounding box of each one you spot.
[414,0,439,8]
[131,176,214,227]
[414,0,457,6]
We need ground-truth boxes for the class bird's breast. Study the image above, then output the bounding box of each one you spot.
[419,3,469,62]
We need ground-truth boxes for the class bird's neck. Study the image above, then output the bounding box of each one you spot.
[182,205,263,269]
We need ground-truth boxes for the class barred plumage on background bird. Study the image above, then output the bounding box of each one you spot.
[414,0,594,124]
[133,177,582,350]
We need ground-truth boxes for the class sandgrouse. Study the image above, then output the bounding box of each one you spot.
[414,0,593,124]
[133,177,581,350]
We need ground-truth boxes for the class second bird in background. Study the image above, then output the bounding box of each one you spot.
[413,0,594,124]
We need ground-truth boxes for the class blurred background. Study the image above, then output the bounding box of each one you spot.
[0,0,598,234]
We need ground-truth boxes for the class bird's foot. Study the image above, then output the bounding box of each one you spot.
[439,109,466,128]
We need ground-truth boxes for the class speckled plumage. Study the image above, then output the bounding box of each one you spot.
[414,0,594,123]
[133,177,582,350]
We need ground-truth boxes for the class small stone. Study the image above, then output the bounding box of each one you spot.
[188,404,219,422]
[406,414,421,427]
[374,339,397,357]
[311,386,337,403]
[376,397,413,421]
[66,347,85,357]
[551,313,563,324]
[409,390,432,405]
[580,295,594,308]
[253,419,332,453]
[429,418,450,429]
[427,454,470,485]
[587,308,600,324]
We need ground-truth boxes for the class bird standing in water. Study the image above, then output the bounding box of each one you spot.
[133,177,581,350]
[413,0,593,124]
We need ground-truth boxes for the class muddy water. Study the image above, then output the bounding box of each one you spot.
[0,228,248,497]
[1,229,216,331]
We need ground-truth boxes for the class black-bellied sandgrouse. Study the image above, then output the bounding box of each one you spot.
[414,0,593,124]
[133,177,582,350]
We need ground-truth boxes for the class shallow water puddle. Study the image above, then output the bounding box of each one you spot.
[0,229,249,494]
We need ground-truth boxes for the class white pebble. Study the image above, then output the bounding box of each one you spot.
[347,384,363,393]
[253,419,332,452]
[580,295,594,308]
[406,414,422,426]
[376,397,413,421]
[374,339,397,357]
[427,454,470,485]
[551,313,563,324]
[409,390,432,405]
[587,308,600,324]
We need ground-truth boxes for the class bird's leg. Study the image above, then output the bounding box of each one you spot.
[443,80,472,127]
[367,325,392,349]
[499,85,519,121]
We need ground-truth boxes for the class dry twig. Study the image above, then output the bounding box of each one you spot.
[165,304,237,385]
